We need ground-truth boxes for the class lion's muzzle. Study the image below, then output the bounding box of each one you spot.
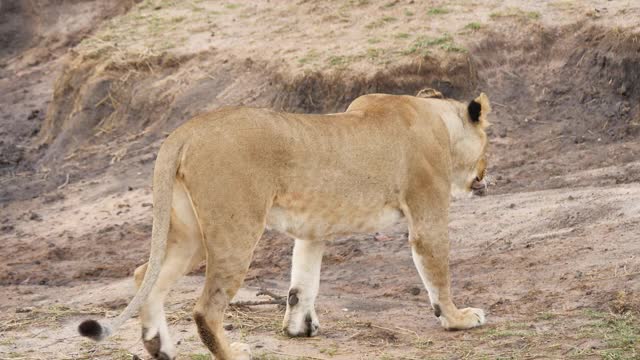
[471,177,487,196]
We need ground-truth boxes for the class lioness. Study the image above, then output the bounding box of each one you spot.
[79,92,491,360]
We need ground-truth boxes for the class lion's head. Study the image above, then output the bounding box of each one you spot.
[447,92,491,197]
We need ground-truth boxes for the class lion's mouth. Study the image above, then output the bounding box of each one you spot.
[471,177,487,196]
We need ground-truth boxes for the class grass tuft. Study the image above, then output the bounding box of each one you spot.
[298,50,319,65]
[490,8,541,21]
[328,55,350,67]
[428,7,450,15]
[365,16,397,29]
[189,354,209,360]
[403,33,466,55]
[464,22,482,31]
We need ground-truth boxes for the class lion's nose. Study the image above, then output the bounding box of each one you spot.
[471,177,486,190]
[471,178,487,196]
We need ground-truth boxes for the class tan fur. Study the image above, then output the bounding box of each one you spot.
[81,93,491,360]
[416,87,444,99]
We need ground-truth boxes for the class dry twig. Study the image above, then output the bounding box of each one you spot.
[230,288,286,307]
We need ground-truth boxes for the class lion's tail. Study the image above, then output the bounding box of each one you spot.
[78,135,185,341]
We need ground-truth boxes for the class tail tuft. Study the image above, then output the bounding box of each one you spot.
[78,319,111,341]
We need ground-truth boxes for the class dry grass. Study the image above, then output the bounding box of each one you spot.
[76,0,214,66]
[490,7,542,21]
[71,0,602,76]
[0,305,109,333]
[427,7,450,16]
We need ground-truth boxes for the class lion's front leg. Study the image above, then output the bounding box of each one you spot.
[404,190,486,331]
[283,239,325,337]
[410,234,485,330]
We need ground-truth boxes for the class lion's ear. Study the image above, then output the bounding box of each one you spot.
[468,92,491,128]
[416,88,444,99]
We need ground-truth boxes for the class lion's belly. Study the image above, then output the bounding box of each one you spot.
[266,205,404,240]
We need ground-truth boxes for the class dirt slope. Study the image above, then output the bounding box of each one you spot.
[1,0,639,359]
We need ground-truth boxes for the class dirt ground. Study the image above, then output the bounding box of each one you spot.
[1,0,639,359]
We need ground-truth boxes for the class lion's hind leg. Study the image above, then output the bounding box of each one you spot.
[133,181,205,360]
[192,201,269,360]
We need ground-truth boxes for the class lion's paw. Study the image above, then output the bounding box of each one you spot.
[441,307,485,330]
[229,342,252,360]
[283,310,320,337]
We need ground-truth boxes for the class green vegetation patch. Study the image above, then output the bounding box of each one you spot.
[582,311,639,359]
[490,8,541,21]
[403,33,466,55]
[427,7,450,15]
[189,354,209,360]
[327,55,351,67]
[464,22,482,31]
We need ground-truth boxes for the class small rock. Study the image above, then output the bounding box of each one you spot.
[43,193,65,204]
[141,202,153,207]
[224,324,233,330]
[618,101,630,114]
[409,287,421,296]
[29,212,42,221]
[27,109,40,120]
[508,203,516,209]
[617,84,628,96]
